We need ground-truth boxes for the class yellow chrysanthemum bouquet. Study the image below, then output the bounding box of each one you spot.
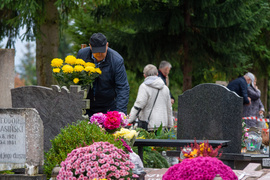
[51,55,101,89]
[113,128,139,149]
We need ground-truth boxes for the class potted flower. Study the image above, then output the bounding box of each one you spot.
[57,141,139,180]
[89,112,146,179]
[163,140,237,180]
[162,156,237,180]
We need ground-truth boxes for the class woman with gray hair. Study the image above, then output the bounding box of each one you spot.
[128,64,173,131]
[243,74,265,128]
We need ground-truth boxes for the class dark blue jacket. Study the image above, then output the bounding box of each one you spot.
[158,70,175,100]
[77,47,130,115]
[227,76,250,104]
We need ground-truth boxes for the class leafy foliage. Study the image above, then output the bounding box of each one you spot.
[69,0,270,87]
[131,125,176,168]
[0,170,14,174]
[44,120,124,179]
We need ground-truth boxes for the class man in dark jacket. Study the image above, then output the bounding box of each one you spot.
[77,33,130,116]
[227,72,253,105]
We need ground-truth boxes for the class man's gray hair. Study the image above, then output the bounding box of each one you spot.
[143,64,158,77]
[159,60,172,69]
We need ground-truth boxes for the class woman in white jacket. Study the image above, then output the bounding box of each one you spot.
[128,64,173,131]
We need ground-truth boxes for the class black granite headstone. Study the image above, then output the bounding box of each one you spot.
[177,83,243,153]
[11,85,89,152]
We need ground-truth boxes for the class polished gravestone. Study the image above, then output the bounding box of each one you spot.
[0,108,43,175]
[11,85,89,152]
[177,83,243,153]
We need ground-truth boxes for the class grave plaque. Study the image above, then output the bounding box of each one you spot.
[177,83,243,153]
[0,108,43,171]
[0,114,26,164]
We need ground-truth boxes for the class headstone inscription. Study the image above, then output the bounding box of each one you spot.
[0,108,44,175]
[177,83,243,153]
[11,85,89,152]
[0,49,15,108]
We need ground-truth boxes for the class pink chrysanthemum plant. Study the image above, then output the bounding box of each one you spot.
[162,156,238,180]
[89,111,128,133]
[57,141,139,180]
[163,139,237,180]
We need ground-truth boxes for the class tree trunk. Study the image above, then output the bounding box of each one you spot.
[36,0,59,87]
[182,0,192,92]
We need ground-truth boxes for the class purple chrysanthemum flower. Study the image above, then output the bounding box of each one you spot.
[119,112,129,127]
[121,139,132,153]
[162,156,237,180]
[89,113,106,125]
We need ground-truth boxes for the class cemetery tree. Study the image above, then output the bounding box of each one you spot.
[245,26,270,110]
[73,0,269,91]
[0,0,80,87]
[0,8,20,48]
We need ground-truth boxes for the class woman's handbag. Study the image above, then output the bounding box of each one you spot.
[135,89,160,131]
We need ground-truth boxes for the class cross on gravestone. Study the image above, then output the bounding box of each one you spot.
[11,85,89,152]
[0,108,44,176]
[177,83,243,153]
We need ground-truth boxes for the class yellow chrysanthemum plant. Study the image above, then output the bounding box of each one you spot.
[51,55,101,89]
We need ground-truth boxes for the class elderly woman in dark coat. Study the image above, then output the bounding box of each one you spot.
[243,74,265,128]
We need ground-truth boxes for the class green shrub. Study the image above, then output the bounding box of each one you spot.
[132,125,176,168]
[0,170,14,174]
[44,120,124,179]
[132,147,170,168]
[143,149,170,168]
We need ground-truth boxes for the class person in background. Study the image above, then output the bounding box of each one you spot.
[76,32,130,117]
[227,72,253,105]
[243,75,265,128]
[158,61,175,105]
[128,64,173,131]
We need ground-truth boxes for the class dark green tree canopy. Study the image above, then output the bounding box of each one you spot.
[69,0,269,86]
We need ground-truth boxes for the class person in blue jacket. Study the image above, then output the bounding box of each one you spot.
[77,33,130,116]
[227,72,253,105]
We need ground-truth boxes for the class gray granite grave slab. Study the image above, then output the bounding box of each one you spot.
[0,108,43,171]
[11,85,88,152]
[177,83,243,153]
